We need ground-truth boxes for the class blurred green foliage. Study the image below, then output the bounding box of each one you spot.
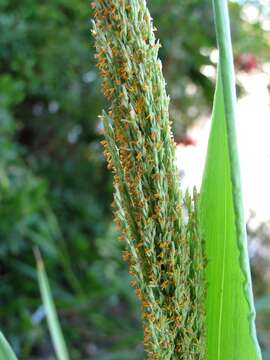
[0,0,269,358]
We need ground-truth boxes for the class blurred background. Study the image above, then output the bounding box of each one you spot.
[0,0,269,359]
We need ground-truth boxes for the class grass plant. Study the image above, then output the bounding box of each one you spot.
[0,1,262,359]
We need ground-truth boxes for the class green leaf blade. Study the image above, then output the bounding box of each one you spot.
[199,1,262,358]
[200,71,261,359]
[36,251,70,360]
[0,332,18,360]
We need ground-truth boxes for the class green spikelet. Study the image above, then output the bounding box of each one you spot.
[92,1,206,358]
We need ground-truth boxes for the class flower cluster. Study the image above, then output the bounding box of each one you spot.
[92,1,206,358]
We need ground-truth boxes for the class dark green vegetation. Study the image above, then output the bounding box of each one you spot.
[0,0,269,359]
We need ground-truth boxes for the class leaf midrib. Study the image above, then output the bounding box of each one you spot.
[217,146,228,360]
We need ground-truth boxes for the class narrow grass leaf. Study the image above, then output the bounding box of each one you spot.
[0,332,18,360]
[36,249,70,360]
[199,1,262,358]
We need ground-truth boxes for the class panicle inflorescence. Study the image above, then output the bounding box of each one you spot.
[92,1,206,358]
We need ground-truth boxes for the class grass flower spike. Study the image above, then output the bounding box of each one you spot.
[92,1,206,358]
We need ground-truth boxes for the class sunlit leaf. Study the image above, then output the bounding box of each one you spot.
[199,1,262,358]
